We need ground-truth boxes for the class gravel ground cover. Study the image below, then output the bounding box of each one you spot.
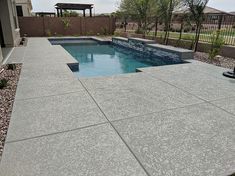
[0,64,21,160]
[194,52,235,69]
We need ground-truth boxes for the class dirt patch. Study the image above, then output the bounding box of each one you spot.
[0,64,22,160]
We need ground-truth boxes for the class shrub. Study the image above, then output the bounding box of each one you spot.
[46,29,52,37]
[114,31,121,36]
[0,79,8,89]
[86,31,93,36]
[7,64,16,70]
[135,28,144,34]
[61,18,71,29]
[209,30,224,59]
[101,27,108,35]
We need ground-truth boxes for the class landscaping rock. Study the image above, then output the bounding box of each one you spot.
[194,52,235,69]
[0,64,21,160]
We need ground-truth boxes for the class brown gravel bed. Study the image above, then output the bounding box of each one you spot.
[0,64,22,160]
[194,52,235,70]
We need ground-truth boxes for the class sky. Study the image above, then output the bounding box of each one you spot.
[31,0,235,14]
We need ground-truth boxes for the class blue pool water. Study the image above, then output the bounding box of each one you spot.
[62,42,183,77]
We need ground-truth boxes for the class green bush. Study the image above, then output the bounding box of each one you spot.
[61,18,71,29]
[0,79,8,89]
[101,27,108,35]
[135,28,144,34]
[7,64,16,70]
[209,30,224,59]
[46,29,52,37]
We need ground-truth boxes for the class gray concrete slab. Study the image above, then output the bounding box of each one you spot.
[113,103,235,176]
[1,124,147,176]
[211,97,235,116]
[140,63,235,101]
[12,41,82,100]
[1,37,235,175]
[82,73,203,121]
[19,63,75,80]
[6,91,107,142]
[15,77,84,100]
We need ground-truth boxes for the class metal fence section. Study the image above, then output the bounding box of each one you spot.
[116,14,235,46]
[200,14,235,45]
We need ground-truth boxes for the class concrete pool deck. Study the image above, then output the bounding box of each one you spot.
[0,38,235,176]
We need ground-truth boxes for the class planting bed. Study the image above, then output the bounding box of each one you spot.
[0,64,22,160]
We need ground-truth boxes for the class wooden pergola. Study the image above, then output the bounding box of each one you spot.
[55,3,93,17]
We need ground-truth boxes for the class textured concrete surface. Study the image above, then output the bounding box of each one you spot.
[1,124,147,176]
[113,103,235,176]
[1,37,235,176]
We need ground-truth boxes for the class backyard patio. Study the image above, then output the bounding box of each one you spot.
[0,37,234,176]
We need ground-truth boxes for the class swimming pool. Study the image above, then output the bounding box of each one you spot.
[60,40,184,78]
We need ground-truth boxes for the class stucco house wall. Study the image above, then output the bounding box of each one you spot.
[0,0,21,64]
[15,0,32,16]
[0,47,3,64]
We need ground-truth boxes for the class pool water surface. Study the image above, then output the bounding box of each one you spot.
[62,42,183,77]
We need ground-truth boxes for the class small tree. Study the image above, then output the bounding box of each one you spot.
[156,0,180,44]
[112,10,129,32]
[209,30,224,59]
[119,0,156,36]
[184,0,209,51]
[61,18,71,29]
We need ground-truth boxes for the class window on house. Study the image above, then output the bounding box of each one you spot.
[16,6,23,17]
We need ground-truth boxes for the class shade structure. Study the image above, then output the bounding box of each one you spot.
[55,3,93,17]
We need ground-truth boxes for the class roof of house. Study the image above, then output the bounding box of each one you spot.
[230,12,235,15]
[55,3,94,10]
[174,6,233,15]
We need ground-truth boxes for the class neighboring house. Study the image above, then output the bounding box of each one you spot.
[15,0,32,17]
[230,12,235,16]
[0,0,21,63]
[173,6,234,22]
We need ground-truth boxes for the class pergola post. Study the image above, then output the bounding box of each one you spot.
[83,10,85,17]
[90,8,92,17]
[60,8,63,17]
[56,8,59,17]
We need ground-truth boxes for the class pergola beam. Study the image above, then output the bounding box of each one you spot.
[55,3,93,17]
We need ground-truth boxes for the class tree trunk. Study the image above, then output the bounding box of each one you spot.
[164,0,173,45]
[194,22,201,52]
[179,22,184,41]
[154,17,158,38]
[163,20,168,44]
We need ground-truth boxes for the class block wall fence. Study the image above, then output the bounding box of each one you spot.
[18,16,116,37]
